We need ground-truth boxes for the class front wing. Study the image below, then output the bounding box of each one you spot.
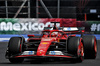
[6,51,77,59]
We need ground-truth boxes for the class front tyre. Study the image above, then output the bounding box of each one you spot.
[7,37,25,63]
[67,37,84,62]
[8,37,23,54]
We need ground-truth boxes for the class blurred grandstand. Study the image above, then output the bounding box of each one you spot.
[0,0,100,20]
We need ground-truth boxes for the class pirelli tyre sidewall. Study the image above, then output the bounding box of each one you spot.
[8,37,24,54]
[67,37,84,62]
[82,35,97,59]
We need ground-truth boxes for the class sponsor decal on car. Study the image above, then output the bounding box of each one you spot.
[42,38,56,41]
[42,38,51,41]
[49,51,64,55]
[22,51,35,55]
[41,42,48,44]
[51,51,56,55]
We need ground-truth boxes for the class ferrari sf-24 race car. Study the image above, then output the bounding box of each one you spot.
[5,22,97,63]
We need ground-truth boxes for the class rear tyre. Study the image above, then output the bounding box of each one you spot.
[67,37,84,62]
[82,35,97,59]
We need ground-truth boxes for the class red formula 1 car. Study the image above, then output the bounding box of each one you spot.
[5,22,97,63]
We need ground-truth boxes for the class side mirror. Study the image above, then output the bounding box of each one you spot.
[28,35,34,38]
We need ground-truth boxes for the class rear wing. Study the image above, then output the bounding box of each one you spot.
[62,27,85,32]
[44,27,52,30]
[44,27,85,32]
[43,22,60,30]
[43,22,85,33]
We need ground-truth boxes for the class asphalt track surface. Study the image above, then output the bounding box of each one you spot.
[0,40,100,66]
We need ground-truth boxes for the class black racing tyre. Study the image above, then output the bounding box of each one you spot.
[8,37,24,54]
[9,58,24,63]
[67,37,84,62]
[21,37,25,44]
[82,35,97,59]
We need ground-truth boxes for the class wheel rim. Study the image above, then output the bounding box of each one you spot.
[77,40,84,60]
[94,38,97,56]
[20,40,22,52]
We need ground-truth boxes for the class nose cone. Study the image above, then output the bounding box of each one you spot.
[36,38,56,56]
[36,42,51,56]
[37,50,45,56]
